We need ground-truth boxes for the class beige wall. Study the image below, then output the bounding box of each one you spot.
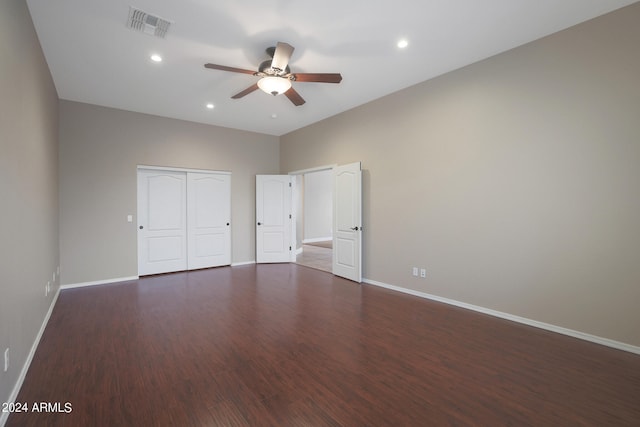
[59,101,279,285]
[0,0,59,407]
[281,4,640,347]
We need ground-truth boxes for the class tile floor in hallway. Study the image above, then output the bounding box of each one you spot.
[296,244,332,273]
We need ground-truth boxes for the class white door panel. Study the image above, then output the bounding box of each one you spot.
[147,175,184,230]
[333,162,362,282]
[264,232,286,252]
[138,170,188,275]
[148,236,184,261]
[335,237,355,266]
[187,173,231,269]
[256,175,293,263]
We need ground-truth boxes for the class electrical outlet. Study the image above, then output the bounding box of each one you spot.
[420,268,427,278]
[4,348,8,372]
[412,267,418,277]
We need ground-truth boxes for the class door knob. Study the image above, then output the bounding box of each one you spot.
[226,222,230,226]
[139,225,144,230]
[257,222,262,226]
[350,226,359,231]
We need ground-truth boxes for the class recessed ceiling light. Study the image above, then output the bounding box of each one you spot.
[397,39,409,49]
[150,54,162,62]
[206,103,214,109]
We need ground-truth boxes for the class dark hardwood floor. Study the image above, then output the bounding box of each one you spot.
[7,264,640,426]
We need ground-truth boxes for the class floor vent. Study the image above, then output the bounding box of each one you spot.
[126,7,171,38]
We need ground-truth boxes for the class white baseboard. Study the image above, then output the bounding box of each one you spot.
[302,237,332,244]
[60,276,139,290]
[59,266,262,288]
[1,287,61,427]
[231,261,255,267]
[363,278,640,355]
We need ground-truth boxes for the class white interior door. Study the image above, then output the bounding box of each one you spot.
[256,175,294,263]
[187,172,231,269]
[138,170,188,275]
[333,162,362,282]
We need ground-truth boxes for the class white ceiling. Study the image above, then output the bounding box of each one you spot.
[26,0,637,136]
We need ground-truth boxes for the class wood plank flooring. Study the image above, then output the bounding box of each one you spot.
[7,264,640,426]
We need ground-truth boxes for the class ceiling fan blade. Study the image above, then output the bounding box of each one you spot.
[231,83,260,99]
[204,63,256,75]
[293,73,343,83]
[284,87,306,106]
[271,42,295,73]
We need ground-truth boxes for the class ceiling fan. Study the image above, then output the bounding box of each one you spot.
[204,42,342,106]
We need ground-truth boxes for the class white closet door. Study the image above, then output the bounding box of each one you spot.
[187,172,231,269]
[137,170,188,276]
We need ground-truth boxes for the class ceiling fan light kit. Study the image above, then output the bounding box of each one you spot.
[257,76,292,96]
[204,41,342,106]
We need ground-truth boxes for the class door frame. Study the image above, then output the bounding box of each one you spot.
[288,164,337,257]
[257,162,363,282]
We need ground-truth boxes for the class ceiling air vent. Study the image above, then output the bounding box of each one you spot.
[126,7,171,38]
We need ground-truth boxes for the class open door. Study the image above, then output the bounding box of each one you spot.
[333,162,362,282]
[256,175,295,263]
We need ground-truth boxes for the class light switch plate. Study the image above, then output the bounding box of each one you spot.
[127,215,133,222]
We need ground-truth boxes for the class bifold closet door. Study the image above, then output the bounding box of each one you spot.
[138,169,231,276]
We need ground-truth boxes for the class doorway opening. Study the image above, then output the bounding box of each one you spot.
[257,162,361,282]
[291,167,333,273]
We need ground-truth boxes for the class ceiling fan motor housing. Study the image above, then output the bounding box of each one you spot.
[258,59,290,76]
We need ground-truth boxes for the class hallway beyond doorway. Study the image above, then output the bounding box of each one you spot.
[296,242,332,272]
